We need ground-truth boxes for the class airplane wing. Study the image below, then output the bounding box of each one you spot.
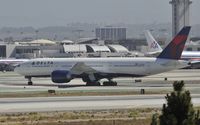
[0,59,28,65]
[0,59,29,71]
[70,62,98,75]
[188,60,200,68]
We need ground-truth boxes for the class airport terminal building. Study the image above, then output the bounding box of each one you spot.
[95,27,126,41]
[0,39,132,59]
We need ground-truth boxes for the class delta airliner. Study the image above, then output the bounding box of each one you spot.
[15,27,191,86]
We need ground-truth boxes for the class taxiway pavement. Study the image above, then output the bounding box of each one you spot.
[0,69,200,113]
[1,69,200,93]
[1,94,200,113]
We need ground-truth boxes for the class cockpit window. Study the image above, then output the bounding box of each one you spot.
[32,62,35,65]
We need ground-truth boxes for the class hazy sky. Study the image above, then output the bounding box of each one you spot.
[0,0,199,28]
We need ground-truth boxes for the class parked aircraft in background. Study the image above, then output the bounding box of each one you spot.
[0,59,29,72]
[144,30,163,55]
[15,27,191,86]
[145,30,200,61]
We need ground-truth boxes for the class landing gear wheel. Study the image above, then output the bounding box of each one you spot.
[103,81,117,86]
[86,82,101,86]
[26,77,33,85]
[28,82,33,85]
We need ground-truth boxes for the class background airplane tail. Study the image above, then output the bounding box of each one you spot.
[157,26,191,60]
[145,30,163,53]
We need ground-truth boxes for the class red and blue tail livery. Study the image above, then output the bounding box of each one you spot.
[157,26,191,60]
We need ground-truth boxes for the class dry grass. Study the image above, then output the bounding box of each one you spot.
[0,90,171,98]
[0,108,160,125]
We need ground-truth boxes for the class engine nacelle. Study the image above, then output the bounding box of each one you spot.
[51,70,72,83]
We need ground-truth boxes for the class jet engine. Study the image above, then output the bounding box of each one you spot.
[51,70,72,83]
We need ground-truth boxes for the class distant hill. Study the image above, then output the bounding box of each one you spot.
[0,23,199,42]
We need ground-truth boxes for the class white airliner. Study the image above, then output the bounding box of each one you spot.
[15,27,191,86]
[145,30,200,61]
[144,30,163,55]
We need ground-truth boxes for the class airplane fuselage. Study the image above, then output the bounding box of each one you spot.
[15,57,188,78]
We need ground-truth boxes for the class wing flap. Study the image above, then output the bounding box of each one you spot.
[70,62,97,74]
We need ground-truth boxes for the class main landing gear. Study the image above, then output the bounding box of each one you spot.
[86,81,117,86]
[103,80,117,86]
[25,76,33,85]
[86,81,101,86]
[83,77,117,86]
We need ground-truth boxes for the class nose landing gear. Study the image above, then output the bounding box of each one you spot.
[25,76,33,85]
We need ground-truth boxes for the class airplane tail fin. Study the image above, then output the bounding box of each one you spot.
[145,30,163,53]
[157,26,191,60]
